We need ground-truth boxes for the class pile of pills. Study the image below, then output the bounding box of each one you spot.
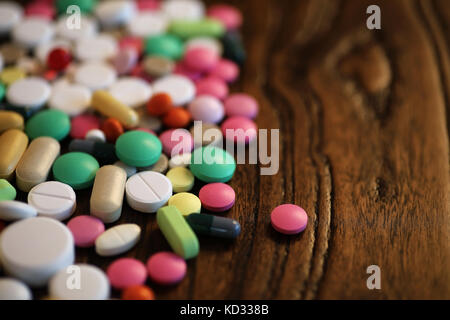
[0,0,308,300]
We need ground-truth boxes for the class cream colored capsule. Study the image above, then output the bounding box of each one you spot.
[91,90,139,128]
[0,111,24,134]
[90,165,127,223]
[0,129,28,180]
[16,137,60,192]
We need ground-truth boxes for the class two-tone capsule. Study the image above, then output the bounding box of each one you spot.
[185,213,241,239]
[69,139,117,165]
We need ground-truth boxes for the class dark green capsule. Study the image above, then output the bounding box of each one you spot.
[69,139,117,165]
[185,213,241,239]
[221,31,246,66]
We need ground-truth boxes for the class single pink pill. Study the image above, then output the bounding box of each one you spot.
[184,47,219,73]
[119,37,144,55]
[221,116,258,144]
[188,95,224,124]
[224,93,259,119]
[25,2,55,20]
[196,76,229,100]
[70,114,101,139]
[174,62,202,81]
[199,183,235,212]
[67,215,105,248]
[271,204,308,235]
[137,0,160,11]
[146,252,187,285]
[159,129,194,156]
[209,59,239,83]
[207,4,242,30]
[107,258,147,290]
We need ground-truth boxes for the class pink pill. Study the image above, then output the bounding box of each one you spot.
[137,0,160,11]
[209,59,239,83]
[221,116,257,144]
[224,93,259,119]
[195,76,229,100]
[25,2,55,20]
[188,95,224,124]
[271,204,308,235]
[70,114,100,139]
[146,252,186,285]
[199,183,235,212]
[174,62,202,81]
[112,47,138,75]
[184,47,219,73]
[107,258,147,290]
[67,215,105,248]
[119,37,144,55]
[159,129,193,156]
[207,4,242,30]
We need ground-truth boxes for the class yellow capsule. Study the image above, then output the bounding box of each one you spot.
[0,129,28,180]
[16,137,60,192]
[91,90,139,128]
[0,111,24,134]
[0,67,26,86]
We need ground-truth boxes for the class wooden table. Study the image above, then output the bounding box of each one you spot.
[12,0,450,299]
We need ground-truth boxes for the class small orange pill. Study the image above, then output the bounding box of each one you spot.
[163,108,191,128]
[101,118,124,142]
[121,285,155,300]
[147,93,173,117]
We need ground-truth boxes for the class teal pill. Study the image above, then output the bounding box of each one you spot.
[0,83,5,101]
[0,179,16,201]
[52,152,99,190]
[190,146,236,183]
[25,109,70,141]
[115,130,162,167]
[145,34,184,60]
[56,0,97,14]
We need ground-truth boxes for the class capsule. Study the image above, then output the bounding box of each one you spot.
[91,90,139,128]
[156,205,199,259]
[69,139,117,165]
[0,111,24,134]
[185,213,241,239]
[90,165,127,223]
[0,129,28,180]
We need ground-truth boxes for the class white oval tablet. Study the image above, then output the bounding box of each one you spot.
[56,15,97,42]
[188,95,224,123]
[75,34,118,62]
[0,278,32,300]
[152,74,196,106]
[185,36,223,56]
[49,84,91,116]
[95,223,141,257]
[49,264,110,300]
[114,161,137,178]
[95,0,136,28]
[169,152,192,169]
[6,77,51,109]
[74,62,117,91]
[0,2,23,34]
[126,12,168,38]
[162,0,204,21]
[35,38,72,63]
[86,129,106,142]
[108,77,152,108]
[126,171,172,213]
[0,201,37,221]
[28,181,76,221]
[12,17,54,49]
[0,217,74,287]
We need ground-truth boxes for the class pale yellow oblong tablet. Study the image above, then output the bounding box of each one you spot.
[91,90,139,128]
[0,129,28,180]
[90,165,127,223]
[16,137,60,192]
[0,111,24,134]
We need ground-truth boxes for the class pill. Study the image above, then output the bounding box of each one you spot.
[112,47,138,75]
[100,118,124,143]
[95,0,136,28]
[70,114,101,139]
[162,0,204,21]
[46,47,71,71]
[143,56,175,78]
[152,75,196,106]
[121,285,155,300]
[127,11,168,38]
[195,76,229,100]
[0,129,28,180]
[221,116,258,144]
[74,62,117,91]
[0,2,23,34]
[174,61,202,81]
[168,192,201,216]
[186,213,241,239]
[108,77,152,109]
[0,201,37,221]
[48,84,91,117]
[69,139,117,165]
[107,258,147,289]
[6,77,51,109]
[0,67,26,86]
[114,161,137,178]
[25,109,71,142]
[91,90,139,128]
[207,4,242,30]
[199,182,235,212]
[28,181,76,221]
[184,47,219,72]
[166,167,195,193]
[162,108,192,128]
[156,205,199,259]
[159,128,194,156]
[169,152,191,169]
[190,146,236,183]
[85,129,106,143]
[119,36,143,54]
[95,223,141,256]
[138,153,169,173]
[224,93,259,119]
[271,204,308,235]
[55,15,97,42]
[52,152,99,190]
[209,58,239,83]
[169,18,225,39]
[16,137,60,192]
[0,111,24,134]
[188,95,224,123]
[0,179,16,201]
[144,34,183,60]
[189,122,223,148]
[222,31,246,66]
[75,34,118,62]
[185,36,223,56]
[90,165,127,223]
[35,38,71,63]
[115,130,162,167]
[0,278,32,300]
[126,171,172,213]
[12,17,54,49]
[67,215,105,248]
[0,217,74,287]
[146,251,186,285]
[146,92,173,116]
[49,264,110,300]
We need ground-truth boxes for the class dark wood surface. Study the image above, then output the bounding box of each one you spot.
[10,0,450,299]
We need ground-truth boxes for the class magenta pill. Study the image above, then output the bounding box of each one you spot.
[207,4,242,30]
[137,0,160,11]
[188,95,224,124]
[224,93,259,119]
[174,62,203,81]
[209,59,239,83]
[184,47,219,73]
[221,116,258,144]
[119,36,143,55]
[271,204,308,235]
[70,114,101,139]
[199,183,236,212]
[159,129,194,156]
[67,215,105,247]
[195,76,229,100]
[146,252,187,285]
[25,2,55,20]
[107,258,147,289]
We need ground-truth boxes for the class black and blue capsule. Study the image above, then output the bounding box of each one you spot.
[185,213,241,239]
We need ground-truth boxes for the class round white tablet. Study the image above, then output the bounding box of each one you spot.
[126,171,173,213]
[74,62,117,90]
[108,77,152,108]
[12,17,54,49]
[95,0,136,28]
[28,181,76,221]
[49,264,110,300]
[188,95,224,123]
[86,129,106,142]
[0,278,32,300]
[75,34,118,62]
[126,12,168,38]
[56,15,97,42]
[49,84,91,116]
[0,201,37,221]
[35,38,72,63]
[95,224,141,256]
[162,0,204,21]
[0,217,74,287]
[114,161,137,178]
[0,2,23,34]
[6,77,51,109]
[169,152,192,169]
[186,37,223,56]
[152,74,196,106]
